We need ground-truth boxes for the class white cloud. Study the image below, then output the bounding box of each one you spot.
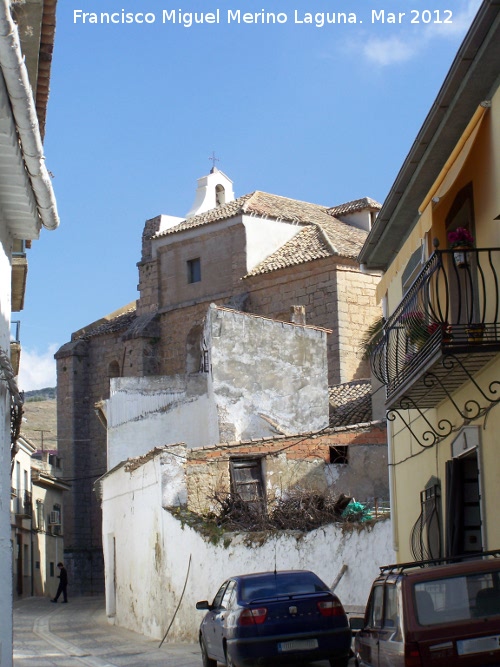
[362,37,417,66]
[360,0,482,66]
[17,344,58,391]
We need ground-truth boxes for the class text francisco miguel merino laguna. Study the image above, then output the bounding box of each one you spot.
[73,8,364,26]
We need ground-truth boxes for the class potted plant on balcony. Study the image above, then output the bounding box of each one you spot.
[448,227,474,267]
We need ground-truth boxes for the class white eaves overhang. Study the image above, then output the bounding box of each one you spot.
[0,0,59,238]
[0,68,40,239]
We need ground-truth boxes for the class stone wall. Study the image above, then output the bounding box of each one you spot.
[157,222,248,308]
[245,257,380,384]
[56,329,141,595]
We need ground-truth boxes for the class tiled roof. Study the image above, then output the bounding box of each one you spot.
[75,308,137,341]
[153,191,370,244]
[245,226,332,276]
[245,215,367,277]
[329,380,372,427]
[327,197,382,217]
[153,193,254,237]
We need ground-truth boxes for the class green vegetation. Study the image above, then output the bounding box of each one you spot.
[25,387,56,402]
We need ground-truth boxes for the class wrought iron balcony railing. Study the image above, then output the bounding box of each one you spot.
[371,248,500,408]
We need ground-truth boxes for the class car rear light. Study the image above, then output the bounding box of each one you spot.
[239,607,268,625]
[404,642,423,667]
[317,599,345,617]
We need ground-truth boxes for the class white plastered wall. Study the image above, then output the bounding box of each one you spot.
[101,454,394,641]
[0,221,12,667]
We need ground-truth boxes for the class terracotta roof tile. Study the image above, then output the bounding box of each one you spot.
[76,308,136,341]
[327,197,382,217]
[245,226,332,276]
[153,193,254,237]
[329,380,372,427]
[153,191,369,275]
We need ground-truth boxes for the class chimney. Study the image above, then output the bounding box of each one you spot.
[290,305,306,326]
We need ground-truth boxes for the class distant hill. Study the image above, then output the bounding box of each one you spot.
[24,387,57,402]
[21,393,58,450]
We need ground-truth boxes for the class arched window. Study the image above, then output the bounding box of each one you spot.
[215,184,225,206]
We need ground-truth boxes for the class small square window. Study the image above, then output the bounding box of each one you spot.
[187,258,201,284]
[329,446,348,465]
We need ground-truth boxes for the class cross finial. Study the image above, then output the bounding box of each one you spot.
[209,151,220,172]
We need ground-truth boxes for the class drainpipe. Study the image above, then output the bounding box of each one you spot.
[0,0,59,231]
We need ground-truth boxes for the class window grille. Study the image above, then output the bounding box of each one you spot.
[410,484,442,561]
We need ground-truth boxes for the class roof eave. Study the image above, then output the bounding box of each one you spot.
[358,0,500,271]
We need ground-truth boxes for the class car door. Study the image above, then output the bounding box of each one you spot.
[211,580,237,660]
[356,584,384,666]
[202,581,228,661]
[378,583,404,667]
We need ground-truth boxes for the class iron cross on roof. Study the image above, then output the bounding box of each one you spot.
[209,151,220,172]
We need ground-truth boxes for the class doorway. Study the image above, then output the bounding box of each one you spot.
[445,446,483,557]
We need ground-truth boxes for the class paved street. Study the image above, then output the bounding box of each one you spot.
[13,596,353,667]
[14,596,201,667]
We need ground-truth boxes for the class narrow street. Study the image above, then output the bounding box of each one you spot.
[14,596,354,667]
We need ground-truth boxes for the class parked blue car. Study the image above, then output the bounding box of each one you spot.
[196,569,351,667]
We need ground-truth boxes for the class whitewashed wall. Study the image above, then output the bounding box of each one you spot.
[101,453,394,642]
[208,305,329,441]
[106,306,329,469]
[106,374,219,469]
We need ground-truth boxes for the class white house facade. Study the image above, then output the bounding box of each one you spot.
[0,0,59,662]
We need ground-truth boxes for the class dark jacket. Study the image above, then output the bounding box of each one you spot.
[58,567,68,586]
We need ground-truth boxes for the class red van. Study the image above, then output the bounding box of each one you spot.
[354,551,500,667]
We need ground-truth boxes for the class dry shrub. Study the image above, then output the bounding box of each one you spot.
[205,488,352,532]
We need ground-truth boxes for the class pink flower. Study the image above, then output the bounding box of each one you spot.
[448,227,474,248]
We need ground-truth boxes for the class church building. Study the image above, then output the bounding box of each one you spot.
[56,168,382,593]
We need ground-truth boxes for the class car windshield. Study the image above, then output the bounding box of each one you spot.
[414,570,500,626]
[240,572,328,602]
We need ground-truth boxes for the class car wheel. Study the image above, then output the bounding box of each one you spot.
[199,636,217,667]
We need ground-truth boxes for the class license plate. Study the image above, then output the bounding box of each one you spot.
[457,635,500,655]
[278,639,319,652]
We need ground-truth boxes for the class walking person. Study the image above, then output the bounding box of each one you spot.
[51,562,68,603]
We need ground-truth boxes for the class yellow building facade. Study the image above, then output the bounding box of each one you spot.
[359,0,500,563]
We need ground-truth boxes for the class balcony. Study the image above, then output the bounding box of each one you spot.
[371,248,500,410]
[14,491,32,518]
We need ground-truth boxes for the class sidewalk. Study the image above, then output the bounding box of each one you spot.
[13,596,201,667]
[13,596,349,666]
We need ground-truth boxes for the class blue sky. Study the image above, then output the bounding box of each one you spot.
[17,0,481,389]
